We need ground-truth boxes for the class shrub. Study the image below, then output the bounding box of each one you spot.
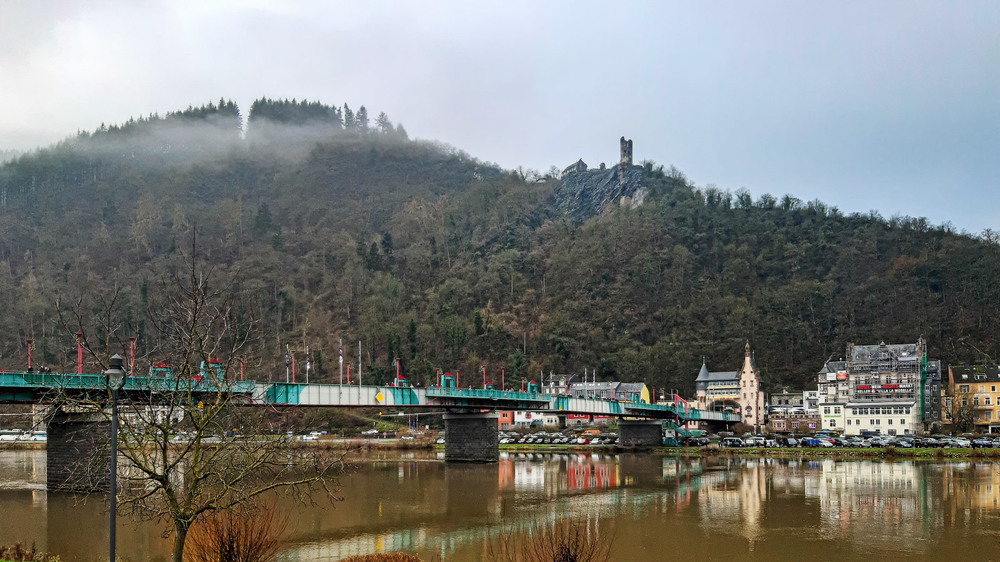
[0,542,60,561]
[184,502,288,562]
[486,519,612,562]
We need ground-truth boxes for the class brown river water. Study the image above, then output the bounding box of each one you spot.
[2,450,1000,561]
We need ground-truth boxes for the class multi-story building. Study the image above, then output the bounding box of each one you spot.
[838,339,928,436]
[542,372,579,397]
[946,364,1000,433]
[695,343,765,431]
[569,381,650,403]
[816,360,849,433]
[923,360,943,427]
[770,392,803,408]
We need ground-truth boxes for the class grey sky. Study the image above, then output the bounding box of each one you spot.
[1,1,997,233]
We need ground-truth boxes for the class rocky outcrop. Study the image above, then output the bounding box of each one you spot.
[555,162,646,222]
[554,137,646,222]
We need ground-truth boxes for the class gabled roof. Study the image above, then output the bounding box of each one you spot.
[695,366,739,383]
[617,382,646,393]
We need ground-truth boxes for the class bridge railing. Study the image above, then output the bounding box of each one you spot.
[623,401,741,423]
[425,387,550,403]
[0,371,256,395]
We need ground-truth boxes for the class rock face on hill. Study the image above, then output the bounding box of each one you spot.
[555,137,647,223]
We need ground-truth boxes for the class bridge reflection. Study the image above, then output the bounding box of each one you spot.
[6,451,1000,561]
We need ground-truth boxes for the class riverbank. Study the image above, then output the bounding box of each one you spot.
[495,442,1000,461]
[15,437,1000,461]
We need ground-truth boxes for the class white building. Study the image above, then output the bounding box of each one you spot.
[845,402,919,436]
[820,339,927,436]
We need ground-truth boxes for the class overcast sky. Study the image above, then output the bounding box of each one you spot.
[1,1,997,233]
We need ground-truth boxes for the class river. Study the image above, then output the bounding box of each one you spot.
[2,450,1000,561]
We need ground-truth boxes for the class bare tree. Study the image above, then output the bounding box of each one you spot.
[52,235,346,562]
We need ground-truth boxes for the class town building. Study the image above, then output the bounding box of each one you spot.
[542,372,579,396]
[769,412,821,434]
[695,343,765,432]
[770,391,803,408]
[834,339,929,436]
[946,364,1000,433]
[803,390,820,410]
[569,381,650,403]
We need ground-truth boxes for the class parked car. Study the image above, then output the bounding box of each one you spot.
[777,437,799,448]
[972,437,993,449]
[721,437,744,447]
[915,437,941,448]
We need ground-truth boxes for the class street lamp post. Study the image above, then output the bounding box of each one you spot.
[105,354,127,562]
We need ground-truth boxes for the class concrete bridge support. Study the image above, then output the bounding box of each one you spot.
[46,411,110,491]
[443,412,499,462]
[617,419,663,448]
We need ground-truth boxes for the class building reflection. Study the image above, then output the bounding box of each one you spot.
[11,449,1000,561]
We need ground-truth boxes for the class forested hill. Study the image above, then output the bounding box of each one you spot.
[1,97,998,396]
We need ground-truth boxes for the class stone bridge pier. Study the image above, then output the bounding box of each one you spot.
[443,412,499,462]
[46,411,111,491]
[617,419,663,448]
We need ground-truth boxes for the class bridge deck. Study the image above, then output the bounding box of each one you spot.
[0,373,739,423]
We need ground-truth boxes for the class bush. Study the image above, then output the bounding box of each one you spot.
[0,542,60,561]
[486,519,612,562]
[184,502,287,562]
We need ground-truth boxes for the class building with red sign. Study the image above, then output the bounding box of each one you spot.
[820,339,931,436]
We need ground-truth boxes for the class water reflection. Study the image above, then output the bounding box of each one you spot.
[6,451,1000,560]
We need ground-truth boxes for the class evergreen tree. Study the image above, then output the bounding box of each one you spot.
[343,104,355,130]
[376,112,393,134]
[356,106,369,134]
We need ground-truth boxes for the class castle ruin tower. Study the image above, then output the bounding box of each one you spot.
[618,136,633,187]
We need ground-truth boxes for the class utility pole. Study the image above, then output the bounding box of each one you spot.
[339,339,343,386]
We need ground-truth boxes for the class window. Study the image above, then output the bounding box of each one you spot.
[962,398,969,407]
[960,384,971,393]
[992,385,997,392]
[988,397,993,406]
[981,385,987,392]
[847,419,852,425]
[975,397,980,406]
[830,420,835,427]
[900,419,905,425]
[888,419,893,425]
[835,407,841,414]
[824,407,830,414]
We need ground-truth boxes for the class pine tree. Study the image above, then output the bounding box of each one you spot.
[356,106,369,134]
[376,112,393,134]
[343,104,355,131]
